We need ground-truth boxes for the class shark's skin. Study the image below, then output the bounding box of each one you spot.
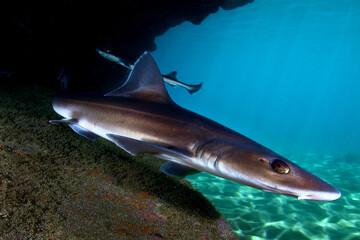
[51,52,341,201]
[96,48,202,94]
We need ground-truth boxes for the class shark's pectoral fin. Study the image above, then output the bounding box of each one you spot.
[49,119,99,141]
[69,125,100,141]
[161,162,200,178]
[49,118,78,124]
[106,134,191,161]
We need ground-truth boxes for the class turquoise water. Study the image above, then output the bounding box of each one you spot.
[152,1,360,239]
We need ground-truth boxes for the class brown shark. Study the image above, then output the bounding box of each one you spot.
[50,52,341,201]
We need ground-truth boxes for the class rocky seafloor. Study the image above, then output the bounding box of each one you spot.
[0,86,239,239]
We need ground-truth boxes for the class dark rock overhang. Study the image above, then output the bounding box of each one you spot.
[1,0,253,91]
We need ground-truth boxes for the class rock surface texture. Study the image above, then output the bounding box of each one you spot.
[0,86,239,239]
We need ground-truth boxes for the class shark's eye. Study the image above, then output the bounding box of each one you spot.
[270,159,290,174]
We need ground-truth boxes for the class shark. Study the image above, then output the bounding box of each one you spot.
[96,48,202,94]
[50,52,341,201]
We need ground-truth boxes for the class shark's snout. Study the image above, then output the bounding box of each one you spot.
[288,163,342,201]
[296,185,341,201]
[263,166,341,201]
[275,159,341,201]
[261,182,341,201]
[220,151,341,201]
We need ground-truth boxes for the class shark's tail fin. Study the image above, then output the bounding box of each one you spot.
[166,71,178,80]
[163,71,203,94]
[186,82,203,95]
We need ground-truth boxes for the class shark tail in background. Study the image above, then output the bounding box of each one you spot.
[163,71,203,94]
[184,82,203,94]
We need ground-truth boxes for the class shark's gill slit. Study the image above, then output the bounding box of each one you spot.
[213,153,222,169]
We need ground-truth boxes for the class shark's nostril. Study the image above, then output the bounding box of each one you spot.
[259,158,267,163]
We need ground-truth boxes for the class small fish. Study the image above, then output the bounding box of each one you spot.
[96,49,202,94]
[50,52,341,201]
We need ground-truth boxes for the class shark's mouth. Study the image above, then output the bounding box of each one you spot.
[261,186,298,198]
[261,185,341,201]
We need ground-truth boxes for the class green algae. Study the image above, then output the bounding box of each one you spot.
[0,86,238,239]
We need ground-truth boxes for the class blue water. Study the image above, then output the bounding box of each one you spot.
[153,0,360,156]
[152,1,360,239]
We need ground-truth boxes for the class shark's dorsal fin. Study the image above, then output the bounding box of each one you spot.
[105,52,173,104]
